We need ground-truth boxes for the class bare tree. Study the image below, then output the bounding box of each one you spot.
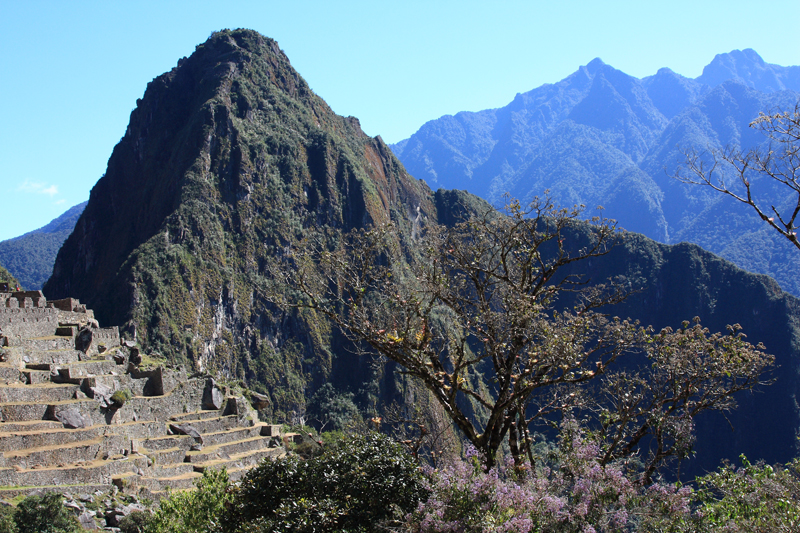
[676,102,800,250]
[269,198,773,476]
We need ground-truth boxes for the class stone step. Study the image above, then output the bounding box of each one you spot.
[24,350,85,368]
[144,446,187,466]
[53,360,121,382]
[201,425,266,447]
[0,420,63,433]
[123,470,201,493]
[0,420,167,455]
[148,461,196,477]
[0,483,109,500]
[0,365,22,384]
[167,414,243,435]
[0,383,79,403]
[0,399,96,425]
[0,455,147,487]
[192,446,283,474]
[169,410,224,422]
[184,435,269,464]
[0,426,105,452]
[20,369,52,385]
[0,437,112,469]
[141,434,194,453]
[105,420,167,442]
[23,337,76,353]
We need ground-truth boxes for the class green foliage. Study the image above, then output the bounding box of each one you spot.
[146,468,232,533]
[0,504,17,533]
[306,383,360,431]
[0,264,20,290]
[119,510,153,533]
[225,432,427,532]
[693,455,800,532]
[110,389,134,406]
[13,493,80,533]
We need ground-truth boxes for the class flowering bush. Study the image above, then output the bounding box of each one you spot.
[405,422,694,533]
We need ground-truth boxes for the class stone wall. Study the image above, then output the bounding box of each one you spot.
[0,307,60,343]
[94,327,120,350]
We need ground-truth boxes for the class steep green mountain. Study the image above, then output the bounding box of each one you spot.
[45,29,438,417]
[0,201,86,289]
[391,50,800,297]
[42,32,800,476]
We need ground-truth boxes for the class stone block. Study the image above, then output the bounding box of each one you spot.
[261,424,282,437]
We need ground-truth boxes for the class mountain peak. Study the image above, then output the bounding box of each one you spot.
[696,48,798,92]
[45,29,434,380]
[585,57,606,75]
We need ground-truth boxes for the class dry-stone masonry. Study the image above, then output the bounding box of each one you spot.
[0,290,285,527]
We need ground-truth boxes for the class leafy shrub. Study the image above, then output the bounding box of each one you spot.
[306,383,360,431]
[110,389,133,406]
[13,493,80,533]
[694,456,800,532]
[225,432,427,532]
[0,504,17,533]
[118,510,153,533]
[147,467,232,533]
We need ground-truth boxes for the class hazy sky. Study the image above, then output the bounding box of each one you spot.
[1,0,799,241]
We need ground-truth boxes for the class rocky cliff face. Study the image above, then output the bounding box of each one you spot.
[45,29,437,416]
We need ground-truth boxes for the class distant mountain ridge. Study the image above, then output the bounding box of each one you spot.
[0,201,87,289]
[391,49,800,296]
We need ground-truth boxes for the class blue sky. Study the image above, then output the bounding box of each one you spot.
[1,0,799,241]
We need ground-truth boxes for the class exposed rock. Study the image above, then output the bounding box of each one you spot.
[202,378,223,410]
[76,327,93,353]
[80,512,97,530]
[169,423,203,444]
[91,383,114,409]
[223,396,240,416]
[56,408,91,429]
[250,391,270,410]
[129,346,142,367]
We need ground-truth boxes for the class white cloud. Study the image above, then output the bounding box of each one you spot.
[54,199,66,205]
[17,180,59,197]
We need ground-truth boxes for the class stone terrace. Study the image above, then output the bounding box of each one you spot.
[0,290,284,514]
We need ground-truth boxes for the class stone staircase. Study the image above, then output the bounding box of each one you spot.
[0,290,285,506]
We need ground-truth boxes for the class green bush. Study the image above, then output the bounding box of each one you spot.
[306,383,360,432]
[110,389,133,406]
[0,504,17,533]
[118,510,153,533]
[13,493,80,533]
[224,432,427,532]
[146,467,232,533]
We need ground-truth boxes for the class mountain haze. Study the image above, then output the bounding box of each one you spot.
[391,50,800,296]
[42,33,800,475]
